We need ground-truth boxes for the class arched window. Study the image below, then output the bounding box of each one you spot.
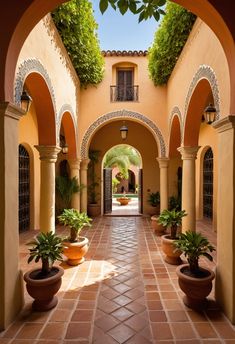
[203,148,213,218]
[19,144,30,232]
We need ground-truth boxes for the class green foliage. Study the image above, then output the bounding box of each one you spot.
[88,150,100,204]
[148,2,196,85]
[58,209,92,242]
[104,145,141,179]
[112,177,120,193]
[52,0,104,87]
[27,232,63,275]
[147,191,160,207]
[174,231,215,273]
[169,195,181,211]
[99,0,166,22]
[56,175,82,212]
[158,209,187,239]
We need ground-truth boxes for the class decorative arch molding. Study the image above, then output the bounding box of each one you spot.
[169,106,183,142]
[184,65,221,124]
[80,109,166,158]
[14,58,57,114]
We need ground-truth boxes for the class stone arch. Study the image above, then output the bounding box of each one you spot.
[58,105,78,159]
[183,65,221,146]
[80,109,166,158]
[168,108,182,158]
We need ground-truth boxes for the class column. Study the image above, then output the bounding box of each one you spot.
[80,158,90,213]
[213,116,235,322]
[69,158,81,211]
[178,146,200,232]
[157,157,169,212]
[35,145,61,233]
[0,102,25,330]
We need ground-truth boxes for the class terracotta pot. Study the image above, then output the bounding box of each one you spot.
[63,236,89,265]
[161,234,182,265]
[176,264,215,309]
[24,266,64,311]
[150,216,165,236]
[88,203,101,217]
[117,198,131,206]
[148,204,160,216]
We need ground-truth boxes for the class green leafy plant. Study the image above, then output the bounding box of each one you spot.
[147,191,160,207]
[52,0,104,87]
[174,231,215,274]
[158,209,187,239]
[169,195,181,211]
[148,2,196,85]
[58,209,92,243]
[27,232,63,275]
[99,0,166,22]
[112,177,120,193]
[56,175,82,212]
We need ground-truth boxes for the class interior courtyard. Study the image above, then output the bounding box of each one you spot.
[1,0,235,342]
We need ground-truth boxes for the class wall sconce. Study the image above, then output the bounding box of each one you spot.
[61,143,68,154]
[204,103,217,124]
[20,90,32,114]
[120,122,128,140]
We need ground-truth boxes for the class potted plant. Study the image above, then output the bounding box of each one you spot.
[174,231,215,309]
[150,215,165,236]
[58,209,92,265]
[88,150,101,217]
[147,191,160,215]
[168,195,181,211]
[24,231,64,311]
[159,209,187,264]
[116,193,131,206]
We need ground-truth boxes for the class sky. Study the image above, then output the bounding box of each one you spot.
[91,1,161,51]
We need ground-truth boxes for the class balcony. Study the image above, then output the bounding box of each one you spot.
[110,85,139,102]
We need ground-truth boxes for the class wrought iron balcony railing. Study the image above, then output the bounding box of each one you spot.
[110,85,139,102]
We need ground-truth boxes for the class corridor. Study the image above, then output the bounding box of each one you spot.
[1,217,235,343]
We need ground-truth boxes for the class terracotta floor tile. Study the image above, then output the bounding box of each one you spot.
[16,323,44,339]
[113,295,132,306]
[57,299,76,310]
[2,322,24,338]
[151,323,173,340]
[194,322,218,339]
[167,310,189,322]
[171,322,197,340]
[125,314,149,331]
[39,322,66,339]
[145,292,160,301]
[163,299,184,310]
[147,300,163,310]
[65,322,91,339]
[149,310,167,322]
[113,283,131,294]
[95,314,119,332]
[71,309,94,321]
[76,300,96,309]
[213,322,235,339]
[160,291,178,299]
[187,310,208,322]
[79,291,97,301]
[126,333,152,344]
[98,300,120,313]
[49,309,72,322]
[125,301,146,313]
[108,324,136,343]
[111,307,134,321]
[124,288,144,300]
[0,340,10,344]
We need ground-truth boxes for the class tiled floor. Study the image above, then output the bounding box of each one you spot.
[106,198,140,216]
[1,216,235,343]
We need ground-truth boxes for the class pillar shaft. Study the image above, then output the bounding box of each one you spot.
[35,145,61,233]
[80,159,90,213]
[0,103,25,330]
[157,158,169,212]
[69,158,81,211]
[213,116,235,322]
[178,146,200,232]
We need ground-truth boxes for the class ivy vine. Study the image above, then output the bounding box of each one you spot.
[148,2,196,86]
[52,0,104,88]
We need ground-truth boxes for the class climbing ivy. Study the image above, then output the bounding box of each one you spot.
[52,0,104,87]
[148,2,196,86]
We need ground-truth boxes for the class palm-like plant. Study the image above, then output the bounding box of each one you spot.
[27,232,63,276]
[103,145,141,179]
[174,231,215,274]
[56,175,82,210]
[158,209,187,239]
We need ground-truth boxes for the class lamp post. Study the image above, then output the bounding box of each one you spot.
[20,90,32,113]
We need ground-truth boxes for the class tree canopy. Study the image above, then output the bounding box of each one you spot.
[104,145,141,179]
[52,0,104,87]
[148,2,196,86]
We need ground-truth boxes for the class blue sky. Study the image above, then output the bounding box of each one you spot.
[91,1,161,51]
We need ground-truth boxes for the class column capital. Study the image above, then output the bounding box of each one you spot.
[35,145,61,162]
[157,157,169,168]
[69,158,82,170]
[213,115,235,133]
[80,158,90,170]
[177,146,200,160]
[0,101,25,120]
